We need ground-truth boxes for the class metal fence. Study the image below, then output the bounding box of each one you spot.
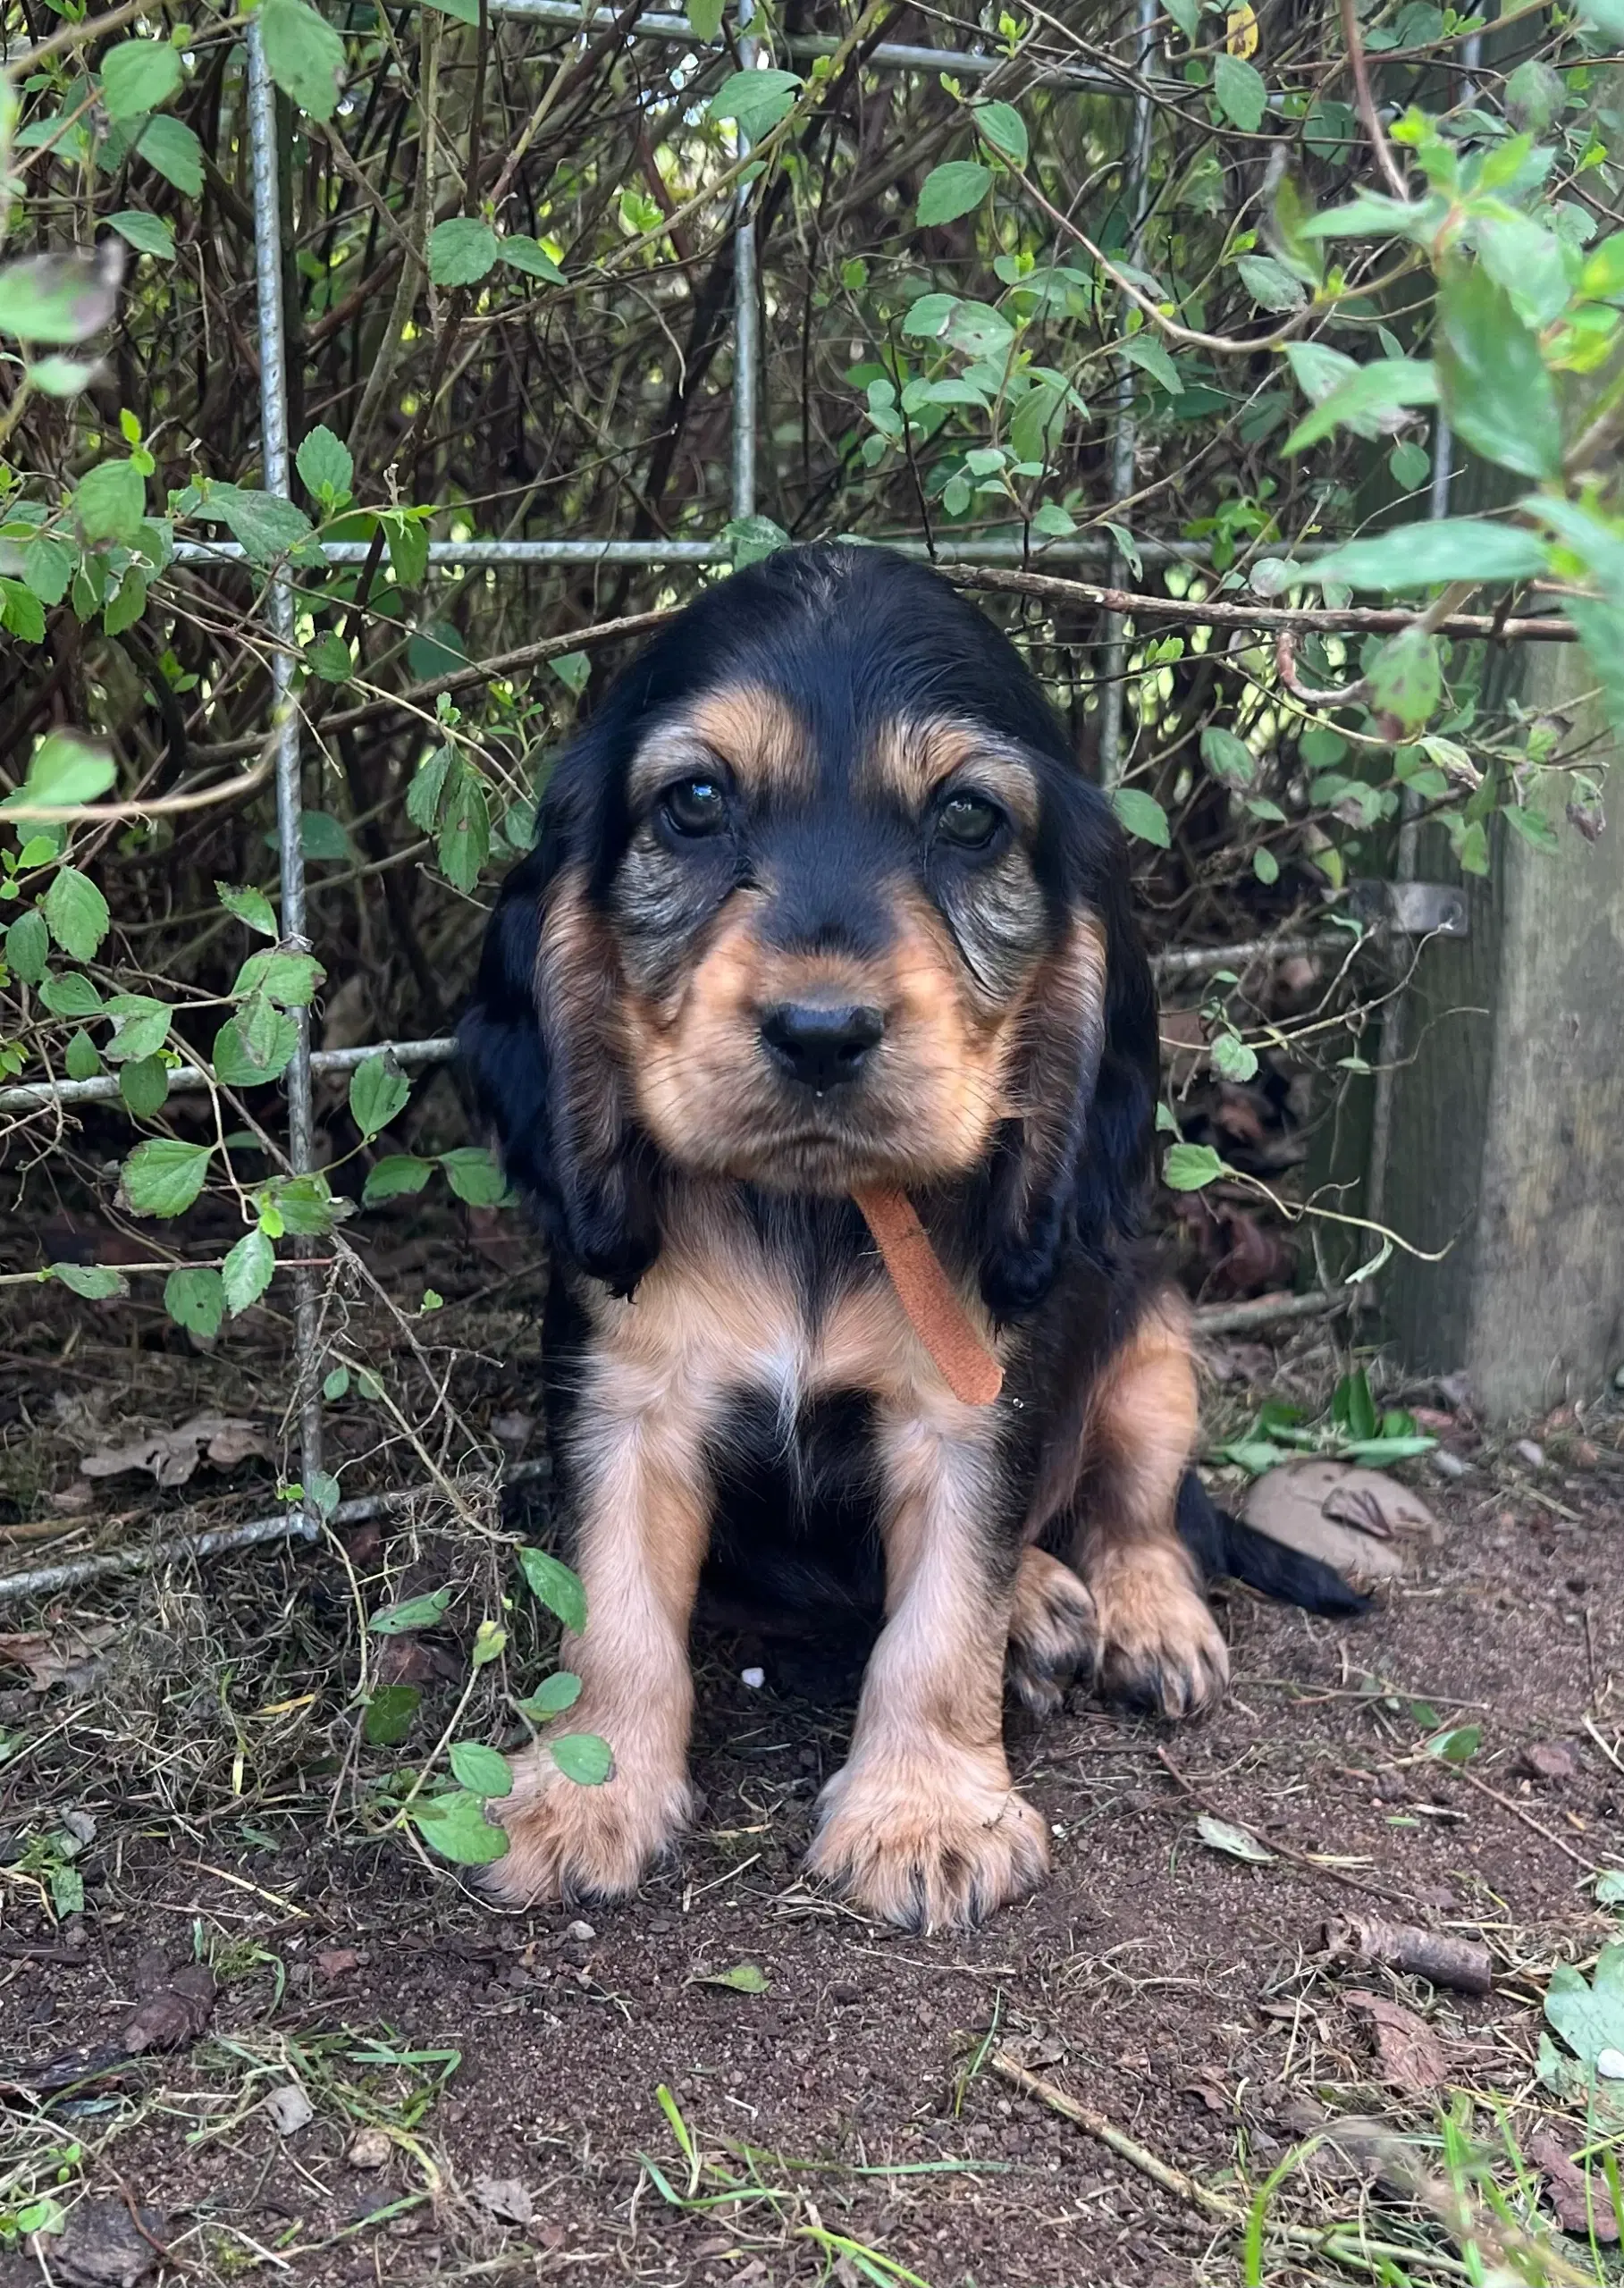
[1,3,1418,1602]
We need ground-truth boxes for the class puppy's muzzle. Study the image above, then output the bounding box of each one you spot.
[760,1000,884,1095]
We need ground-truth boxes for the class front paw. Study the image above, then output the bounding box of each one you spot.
[480,1740,691,1909]
[804,1744,1049,1931]
[1006,1546,1098,1716]
[1085,1542,1229,1719]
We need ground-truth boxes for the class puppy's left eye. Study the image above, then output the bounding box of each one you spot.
[661,777,728,837]
[936,793,1002,849]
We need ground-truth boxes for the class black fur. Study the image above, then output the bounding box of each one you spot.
[1175,1470,1368,1617]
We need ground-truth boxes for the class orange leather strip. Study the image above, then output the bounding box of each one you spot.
[852,1184,1004,1408]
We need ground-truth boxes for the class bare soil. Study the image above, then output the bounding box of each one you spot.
[0,1290,1620,2286]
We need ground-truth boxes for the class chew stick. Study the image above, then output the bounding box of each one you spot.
[852,1185,1003,1408]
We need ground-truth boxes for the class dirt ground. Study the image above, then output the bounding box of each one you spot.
[0,1276,1620,2287]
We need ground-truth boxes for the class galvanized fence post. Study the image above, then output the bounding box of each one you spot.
[1097,0,1157,788]
[248,19,324,1530]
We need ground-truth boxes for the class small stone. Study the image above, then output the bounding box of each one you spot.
[565,1920,596,1944]
[740,1666,765,1689]
[1430,1449,1468,1481]
[346,2128,391,2170]
[1598,2049,1624,2082]
[1519,1740,1579,1783]
[472,2176,534,2225]
[263,2083,315,2135]
[1516,1439,1545,1468]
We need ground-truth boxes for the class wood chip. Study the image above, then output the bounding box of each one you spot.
[1345,1990,1449,2092]
[1530,2131,1621,2242]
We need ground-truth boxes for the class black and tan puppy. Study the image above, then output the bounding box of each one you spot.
[460,543,1357,1930]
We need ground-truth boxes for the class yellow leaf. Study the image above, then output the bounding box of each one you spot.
[1227,3,1259,55]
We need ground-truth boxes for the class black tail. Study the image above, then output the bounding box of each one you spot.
[1175,1471,1367,1618]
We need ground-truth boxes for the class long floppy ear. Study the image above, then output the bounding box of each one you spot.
[980,869,1157,1319]
[458,760,659,1299]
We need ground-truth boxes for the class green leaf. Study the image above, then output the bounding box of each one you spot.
[106,209,176,261]
[500,236,567,285]
[449,1740,515,1797]
[216,881,278,936]
[1595,1871,1624,1908]
[1211,1031,1259,1082]
[364,1684,420,1745]
[212,1009,298,1086]
[122,1137,212,1218]
[695,1961,770,1993]
[409,1789,509,1864]
[551,1732,614,1786]
[296,424,353,502]
[1196,1813,1275,1863]
[722,515,790,569]
[164,1266,223,1340]
[5,909,49,982]
[323,1364,350,1401]
[517,1545,587,1634]
[973,101,1028,166]
[1164,1142,1226,1190]
[1,579,46,642]
[405,745,454,832]
[1283,357,1438,451]
[1474,212,1569,332]
[1561,597,1624,739]
[38,971,105,1017]
[1579,232,1624,303]
[368,1586,452,1634]
[549,651,592,695]
[428,217,500,288]
[119,1054,170,1118]
[4,732,115,812]
[916,161,994,228]
[206,484,316,563]
[105,993,171,1063]
[103,567,148,637]
[43,866,109,962]
[1436,264,1561,480]
[64,1029,103,1080]
[29,354,104,398]
[363,1155,433,1205]
[100,38,181,119]
[1310,519,1546,591]
[1118,332,1182,397]
[516,1670,582,1720]
[75,459,146,546]
[1109,786,1170,847]
[0,245,123,345]
[1200,727,1255,786]
[384,513,429,590]
[437,770,490,892]
[233,948,324,1007]
[1236,253,1304,314]
[1505,57,1565,132]
[686,0,725,35]
[1544,1943,1624,2085]
[1368,626,1443,730]
[130,114,203,198]
[1213,53,1266,131]
[440,1145,508,1205]
[49,1261,128,1300]
[260,0,347,120]
[349,1053,412,1139]
[1425,1722,1482,1763]
[708,68,801,141]
[472,1619,507,1668]
[223,1226,275,1316]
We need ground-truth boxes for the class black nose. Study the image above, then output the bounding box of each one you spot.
[760,1002,884,1093]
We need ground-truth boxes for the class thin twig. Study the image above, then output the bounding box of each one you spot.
[1340,0,1410,200]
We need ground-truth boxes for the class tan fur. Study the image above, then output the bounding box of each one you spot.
[627,686,813,804]
[1062,1291,1229,1718]
[805,1384,1048,1929]
[620,891,1025,1195]
[1005,1545,1097,1716]
[862,719,1040,829]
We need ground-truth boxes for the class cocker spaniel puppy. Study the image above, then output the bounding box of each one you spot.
[459,543,1358,1930]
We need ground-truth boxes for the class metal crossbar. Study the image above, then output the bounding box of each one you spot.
[8,5,1385,1600]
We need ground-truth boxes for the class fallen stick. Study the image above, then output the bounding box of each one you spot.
[1322,1913,1493,1996]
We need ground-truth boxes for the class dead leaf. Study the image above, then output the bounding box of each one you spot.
[1519,1740,1580,1783]
[262,2083,315,2135]
[690,1961,770,1993]
[0,1622,116,1693]
[122,1964,216,2055]
[316,1946,363,1981]
[1196,1813,1275,1864]
[80,1413,268,1488]
[1345,1991,1448,2092]
[1530,2131,1621,2242]
[1241,1462,1439,1587]
[1002,2031,1065,2070]
[472,2176,534,2226]
[48,2200,167,2287]
[347,2128,391,2169]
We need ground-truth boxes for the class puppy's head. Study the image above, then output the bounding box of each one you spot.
[460,545,1156,1309]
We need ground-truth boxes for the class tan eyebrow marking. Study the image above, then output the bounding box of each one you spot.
[861,718,1041,829]
[627,686,814,806]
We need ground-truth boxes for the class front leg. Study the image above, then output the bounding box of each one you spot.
[484,1350,711,1907]
[804,1399,1048,1930]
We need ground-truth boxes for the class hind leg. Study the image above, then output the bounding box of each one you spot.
[1063,1292,1229,1720]
[1006,1547,1097,1715]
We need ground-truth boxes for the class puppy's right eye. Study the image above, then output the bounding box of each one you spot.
[661,777,728,837]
